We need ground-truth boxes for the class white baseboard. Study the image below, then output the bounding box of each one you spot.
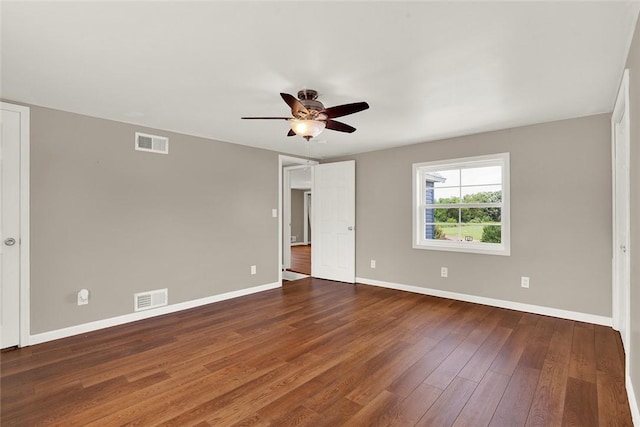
[628,374,640,426]
[355,277,612,326]
[28,281,281,346]
[290,242,308,246]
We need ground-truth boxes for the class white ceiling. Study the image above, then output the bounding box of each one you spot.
[2,1,638,159]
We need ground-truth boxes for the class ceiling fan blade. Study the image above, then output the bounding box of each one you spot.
[325,119,356,133]
[287,129,296,137]
[280,93,309,118]
[241,117,291,120]
[322,102,369,119]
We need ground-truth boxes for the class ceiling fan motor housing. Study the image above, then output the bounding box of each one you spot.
[297,89,325,118]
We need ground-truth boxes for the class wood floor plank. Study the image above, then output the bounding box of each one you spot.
[386,383,442,427]
[525,318,573,427]
[346,389,403,427]
[489,366,541,427]
[593,325,633,425]
[416,376,477,427]
[568,322,597,384]
[458,325,512,383]
[453,370,510,427]
[1,278,633,426]
[288,244,311,275]
[423,309,504,390]
[489,320,537,376]
[562,377,599,426]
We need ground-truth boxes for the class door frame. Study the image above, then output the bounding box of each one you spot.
[303,191,311,244]
[611,69,630,360]
[1,102,31,347]
[278,155,318,283]
[283,164,311,269]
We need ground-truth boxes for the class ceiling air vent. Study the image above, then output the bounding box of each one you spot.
[135,132,168,154]
[134,289,168,312]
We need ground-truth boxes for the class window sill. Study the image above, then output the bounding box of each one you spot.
[413,241,510,256]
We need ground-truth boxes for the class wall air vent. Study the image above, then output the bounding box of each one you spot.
[135,132,169,154]
[134,289,168,312]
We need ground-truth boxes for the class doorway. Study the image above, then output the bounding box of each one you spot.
[1,102,30,349]
[286,166,312,276]
[278,156,356,284]
[279,156,317,282]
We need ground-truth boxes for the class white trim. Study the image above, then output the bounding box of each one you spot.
[28,281,281,346]
[356,277,612,326]
[611,69,631,387]
[1,102,31,348]
[412,152,511,256]
[283,167,292,269]
[303,190,311,244]
[290,242,307,247]
[627,374,640,426]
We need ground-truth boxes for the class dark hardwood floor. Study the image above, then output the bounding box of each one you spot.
[0,278,633,426]
[288,244,311,275]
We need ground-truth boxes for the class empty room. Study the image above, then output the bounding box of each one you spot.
[1,1,639,425]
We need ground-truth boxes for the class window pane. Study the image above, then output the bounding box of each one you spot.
[458,224,482,243]
[432,169,460,188]
[426,208,459,224]
[480,225,501,243]
[434,187,460,202]
[425,223,458,240]
[461,165,501,186]
[460,207,501,224]
[461,185,502,203]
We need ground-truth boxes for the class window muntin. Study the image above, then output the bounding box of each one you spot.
[413,153,510,255]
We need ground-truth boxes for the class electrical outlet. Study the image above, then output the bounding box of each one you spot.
[441,267,448,278]
[521,276,530,288]
[272,209,278,218]
[370,260,376,269]
[77,289,89,306]
[251,265,257,275]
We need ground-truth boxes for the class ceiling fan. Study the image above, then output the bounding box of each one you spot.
[242,89,369,140]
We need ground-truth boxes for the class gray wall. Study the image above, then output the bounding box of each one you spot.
[329,114,612,317]
[625,14,640,419]
[290,189,305,243]
[29,105,279,334]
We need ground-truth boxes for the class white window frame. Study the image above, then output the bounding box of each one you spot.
[412,152,510,256]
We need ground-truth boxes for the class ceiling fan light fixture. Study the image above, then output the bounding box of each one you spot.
[290,119,325,140]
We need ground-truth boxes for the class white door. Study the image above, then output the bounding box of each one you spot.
[612,70,630,353]
[312,160,355,283]
[1,103,27,348]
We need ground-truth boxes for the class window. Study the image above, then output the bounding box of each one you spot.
[413,153,510,255]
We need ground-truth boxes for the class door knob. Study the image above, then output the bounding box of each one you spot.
[620,245,627,253]
[4,238,16,246]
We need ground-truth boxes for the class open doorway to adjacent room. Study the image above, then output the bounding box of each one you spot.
[280,156,316,281]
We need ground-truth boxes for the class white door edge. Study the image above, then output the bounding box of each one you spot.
[1,101,31,347]
[611,69,630,362]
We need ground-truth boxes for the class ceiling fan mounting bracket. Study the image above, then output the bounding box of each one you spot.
[297,89,318,100]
